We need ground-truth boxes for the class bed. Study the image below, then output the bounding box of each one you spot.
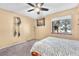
[30,37,79,56]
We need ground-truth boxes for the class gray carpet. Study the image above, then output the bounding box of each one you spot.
[0,40,36,56]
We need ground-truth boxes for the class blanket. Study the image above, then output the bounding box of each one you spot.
[30,37,79,56]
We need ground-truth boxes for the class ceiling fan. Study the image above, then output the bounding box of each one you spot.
[27,3,49,14]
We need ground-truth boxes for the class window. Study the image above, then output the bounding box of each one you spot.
[52,15,72,35]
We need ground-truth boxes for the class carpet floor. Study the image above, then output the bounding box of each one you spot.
[0,40,36,56]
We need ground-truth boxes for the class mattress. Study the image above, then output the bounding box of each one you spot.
[30,37,79,56]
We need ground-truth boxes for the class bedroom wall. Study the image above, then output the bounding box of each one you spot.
[35,6,79,40]
[0,9,35,48]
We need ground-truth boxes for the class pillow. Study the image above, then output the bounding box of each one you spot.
[31,51,41,56]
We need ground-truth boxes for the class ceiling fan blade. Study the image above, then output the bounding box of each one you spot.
[35,3,38,6]
[27,9,34,12]
[40,3,44,6]
[41,8,49,11]
[35,3,44,7]
[27,3,35,7]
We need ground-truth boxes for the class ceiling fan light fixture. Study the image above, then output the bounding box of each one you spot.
[34,7,40,12]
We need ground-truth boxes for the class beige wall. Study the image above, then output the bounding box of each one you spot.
[0,6,79,48]
[0,9,35,48]
[35,7,79,40]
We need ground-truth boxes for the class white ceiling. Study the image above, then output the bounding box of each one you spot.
[0,3,78,19]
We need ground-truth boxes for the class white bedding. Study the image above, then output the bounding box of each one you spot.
[30,37,79,56]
